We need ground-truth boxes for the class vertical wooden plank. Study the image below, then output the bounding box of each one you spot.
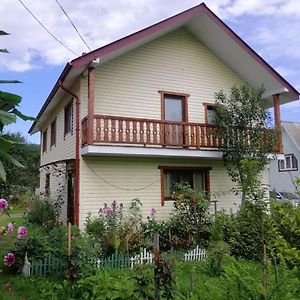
[103,118,109,142]
[165,124,170,145]
[201,125,205,147]
[160,123,165,147]
[153,122,158,145]
[132,120,137,144]
[118,120,123,142]
[146,121,151,145]
[140,121,145,144]
[126,120,130,143]
[196,125,200,149]
[96,118,101,142]
[111,119,116,142]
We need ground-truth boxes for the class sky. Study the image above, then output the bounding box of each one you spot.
[1,0,299,144]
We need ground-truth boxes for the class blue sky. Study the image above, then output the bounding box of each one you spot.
[1,0,299,144]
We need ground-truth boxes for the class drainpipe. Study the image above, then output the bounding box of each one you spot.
[59,80,80,226]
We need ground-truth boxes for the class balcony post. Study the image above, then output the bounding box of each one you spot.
[273,94,283,152]
[88,67,95,145]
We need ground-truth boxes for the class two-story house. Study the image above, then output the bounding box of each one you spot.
[29,3,299,228]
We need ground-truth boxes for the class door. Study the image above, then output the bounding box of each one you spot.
[66,163,75,224]
[164,94,186,146]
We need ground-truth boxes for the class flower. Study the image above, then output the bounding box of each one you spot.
[17,226,27,239]
[150,208,157,217]
[7,223,14,234]
[112,200,117,208]
[5,283,13,294]
[4,252,15,267]
[0,198,8,211]
[105,207,113,216]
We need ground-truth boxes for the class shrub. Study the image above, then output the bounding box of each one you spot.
[26,199,57,228]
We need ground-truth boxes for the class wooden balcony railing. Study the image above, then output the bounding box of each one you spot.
[81,114,281,152]
[82,115,222,149]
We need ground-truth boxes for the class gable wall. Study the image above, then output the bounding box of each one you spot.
[91,27,242,122]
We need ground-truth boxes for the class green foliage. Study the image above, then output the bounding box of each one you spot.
[214,83,278,202]
[26,199,57,228]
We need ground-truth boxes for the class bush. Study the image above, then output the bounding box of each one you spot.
[26,199,57,228]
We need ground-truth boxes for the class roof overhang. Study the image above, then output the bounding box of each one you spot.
[29,2,299,134]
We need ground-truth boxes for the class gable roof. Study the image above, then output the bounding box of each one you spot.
[29,2,299,134]
[282,122,300,152]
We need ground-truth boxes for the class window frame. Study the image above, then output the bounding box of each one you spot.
[64,100,73,136]
[203,102,216,124]
[50,118,57,148]
[158,166,211,206]
[45,173,50,197]
[42,129,47,153]
[278,153,298,172]
[159,90,190,122]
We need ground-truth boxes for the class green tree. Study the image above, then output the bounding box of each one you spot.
[214,83,278,203]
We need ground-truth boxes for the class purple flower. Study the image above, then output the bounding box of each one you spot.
[105,207,113,216]
[17,226,27,239]
[150,208,157,217]
[4,252,15,267]
[0,198,8,211]
[7,223,14,234]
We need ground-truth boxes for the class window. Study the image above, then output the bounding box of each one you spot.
[278,154,298,171]
[50,118,56,147]
[42,130,47,153]
[64,101,73,135]
[159,167,211,205]
[203,103,216,124]
[45,173,50,197]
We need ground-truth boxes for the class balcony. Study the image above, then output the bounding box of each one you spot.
[81,115,281,156]
[82,114,222,149]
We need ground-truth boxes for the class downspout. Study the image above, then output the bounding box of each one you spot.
[59,80,80,226]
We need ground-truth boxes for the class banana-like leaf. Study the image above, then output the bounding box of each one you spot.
[0,91,22,105]
[11,108,35,121]
[0,148,24,168]
[0,80,22,84]
[0,136,14,152]
[0,160,6,181]
[0,110,16,125]
[0,30,9,35]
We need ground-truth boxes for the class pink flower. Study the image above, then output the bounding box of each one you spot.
[7,223,14,234]
[150,208,157,217]
[4,252,15,267]
[0,198,8,211]
[17,226,27,239]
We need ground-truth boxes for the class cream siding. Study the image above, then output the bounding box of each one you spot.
[40,82,80,166]
[92,27,241,123]
[79,156,241,229]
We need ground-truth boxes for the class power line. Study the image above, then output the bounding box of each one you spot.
[55,0,92,52]
[17,0,79,56]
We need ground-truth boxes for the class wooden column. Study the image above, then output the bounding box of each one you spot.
[273,94,283,153]
[88,67,95,145]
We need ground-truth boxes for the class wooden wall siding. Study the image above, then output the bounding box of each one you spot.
[92,27,241,124]
[79,156,244,229]
[40,81,80,166]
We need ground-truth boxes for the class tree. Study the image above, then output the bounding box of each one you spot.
[0,30,35,181]
[214,83,279,204]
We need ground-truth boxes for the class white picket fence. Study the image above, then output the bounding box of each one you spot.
[95,245,207,269]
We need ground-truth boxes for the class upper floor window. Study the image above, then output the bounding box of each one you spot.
[50,118,57,147]
[278,154,298,172]
[203,103,216,124]
[42,130,47,153]
[159,167,210,206]
[64,101,73,135]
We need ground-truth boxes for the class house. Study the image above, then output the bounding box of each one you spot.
[269,122,300,195]
[29,3,299,228]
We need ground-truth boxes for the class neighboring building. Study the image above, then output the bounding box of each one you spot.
[29,3,299,228]
[269,122,300,194]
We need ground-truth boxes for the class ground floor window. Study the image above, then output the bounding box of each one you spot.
[159,167,211,206]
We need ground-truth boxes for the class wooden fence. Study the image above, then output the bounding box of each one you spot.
[30,246,206,276]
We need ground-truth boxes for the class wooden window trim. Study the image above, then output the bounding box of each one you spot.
[50,118,57,148]
[203,102,216,124]
[158,166,211,206]
[42,129,47,153]
[159,90,189,122]
[64,100,73,137]
[278,153,298,172]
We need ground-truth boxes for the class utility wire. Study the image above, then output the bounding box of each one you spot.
[55,0,92,51]
[17,0,79,56]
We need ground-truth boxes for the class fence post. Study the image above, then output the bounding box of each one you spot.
[153,234,160,300]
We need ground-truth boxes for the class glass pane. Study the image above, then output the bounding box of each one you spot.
[292,155,298,169]
[165,96,183,121]
[286,156,291,169]
[207,107,216,124]
[193,172,205,191]
[279,160,285,170]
